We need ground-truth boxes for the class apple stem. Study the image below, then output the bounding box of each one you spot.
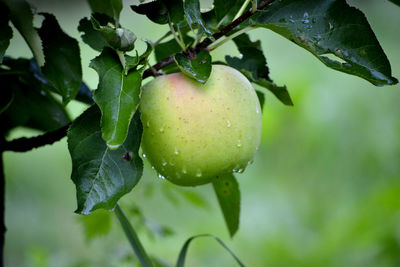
[114,203,154,267]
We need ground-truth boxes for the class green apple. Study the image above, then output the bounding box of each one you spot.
[140,65,262,186]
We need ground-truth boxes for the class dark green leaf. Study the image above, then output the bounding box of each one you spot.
[130,1,169,25]
[253,0,398,86]
[184,0,213,37]
[212,174,240,237]
[388,0,400,7]
[214,0,241,21]
[78,16,109,51]
[90,48,142,149]
[87,0,123,23]
[0,3,13,63]
[38,13,82,105]
[68,106,143,215]
[91,16,137,52]
[256,90,265,111]
[154,35,194,62]
[2,0,44,66]
[225,33,293,106]
[0,58,70,134]
[162,0,184,24]
[176,234,245,267]
[178,190,208,208]
[0,87,13,115]
[174,50,212,83]
[79,209,112,240]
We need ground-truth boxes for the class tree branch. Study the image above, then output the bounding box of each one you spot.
[142,0,275,79]
[1,124,70,153]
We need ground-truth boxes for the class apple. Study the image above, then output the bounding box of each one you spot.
[140,65,262,186]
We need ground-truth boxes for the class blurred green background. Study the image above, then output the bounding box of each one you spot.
[3,0,400,266]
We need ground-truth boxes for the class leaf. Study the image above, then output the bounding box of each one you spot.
[79,209,112,241]
[0,3,13,63]
[212,174,240,237]
[174,50,212,83]
[130,1,169,25]
[90,48,142,149]
[225,33,293,106]
[87,0,123,23]
[214,0,242,22]
[77,16,109,51]
[256,90,265,111]
[184,0,213,37]
[253,0,398,86]
[0,58,70,134]
[38,13,82,105]
[176,234,245,267]
[388,0,400,7]
[163,0,184,25]
[67,105,143,215]
[2,0,44,66]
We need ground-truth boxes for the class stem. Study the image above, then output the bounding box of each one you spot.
[192,29,203,48]
[234,0,252,20]
[252,0,258,12]
[114,204,153,267]
[169,21,186,51]
[0,143,5,265]
[153,31,172,47]
[116,50,126,74]
[207,27,253,51]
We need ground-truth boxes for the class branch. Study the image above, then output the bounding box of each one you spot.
[142,0,275,79]
[1,124,70,153]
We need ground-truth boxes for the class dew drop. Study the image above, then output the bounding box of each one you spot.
[247,160,254,165]
[329,22,334,30]
[238,168,244,173]
[146,121,150,128]
[196,169,202,177]
[174,147,180,155]
[158,174,165,180]
[159,127,164,133]
[182,167,187,174]
[151,166,155,170]
[142,153,146,158]
[175,172,181,179]
[232,168,238,173]
[237,140,242,148]
[169,161,175,166]
[162,160,167,166]
[226,120,231,128]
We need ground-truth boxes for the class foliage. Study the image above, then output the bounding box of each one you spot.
[0,0,398,266]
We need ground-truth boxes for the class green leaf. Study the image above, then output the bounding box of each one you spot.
[253,0,398,86]
[212,174,240,237]
[0,58,70,134]
[79,209,112,241]
[130,1,169,25]
[388,0,400,7]
[2,0,44,66]
[68,106,143,215]
[174,50,212,83]
[176,234,245,267]
[90,48,142,149]
[77,16,110,51]
[225,33,293,106]
[256,90,265,111]
[91,16,137,52]
[214,0,241,21]
[38,13,82,105]
[87,0,123,24]
[163,0,184,24]
[0,3,13,63]
[184,0,213,37]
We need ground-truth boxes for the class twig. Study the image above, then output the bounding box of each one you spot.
[1,124,70,153]
[142,0,275,79]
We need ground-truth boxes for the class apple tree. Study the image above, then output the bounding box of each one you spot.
[0,0,398,266]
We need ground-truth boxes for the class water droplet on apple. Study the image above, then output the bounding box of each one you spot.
[238,168,244,173]
[146,121,150,128]
[158,173,165,180]
[151,166,155,170]
[159,127,164,133]
[196,169,202,177]
[182,167,187,174]
[226,120,231,127]
[142,153,146,158]
[174,147,180,155]
[162,160,167,166]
